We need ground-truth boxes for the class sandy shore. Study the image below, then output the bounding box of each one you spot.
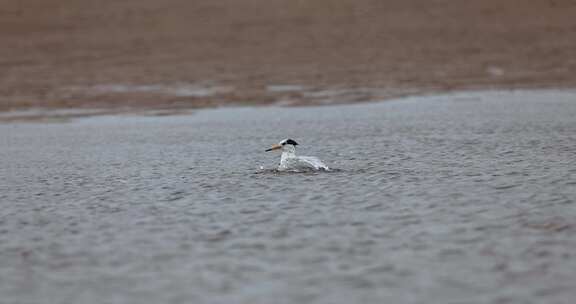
[1,0,576,114]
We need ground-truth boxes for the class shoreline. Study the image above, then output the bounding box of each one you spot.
[2,0,575,116]
[2,84,574,123]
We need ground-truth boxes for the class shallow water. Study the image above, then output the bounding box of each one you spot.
[1,90,576,304]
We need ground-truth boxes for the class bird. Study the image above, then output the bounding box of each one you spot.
[265,138,329,171]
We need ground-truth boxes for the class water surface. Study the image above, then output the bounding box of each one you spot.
[1,90,576,304]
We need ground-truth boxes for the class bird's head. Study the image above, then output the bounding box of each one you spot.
[265,138,299,152]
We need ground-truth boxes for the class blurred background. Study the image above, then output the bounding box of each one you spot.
[3,2,576,303]
[1,0,576,112]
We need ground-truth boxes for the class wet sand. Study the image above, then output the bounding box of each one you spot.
[1,0,576,114]
[1,90,576,304]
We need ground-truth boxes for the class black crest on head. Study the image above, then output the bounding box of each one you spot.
[283,139,299,146]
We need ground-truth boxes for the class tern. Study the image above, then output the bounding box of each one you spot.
[265,139,329,171]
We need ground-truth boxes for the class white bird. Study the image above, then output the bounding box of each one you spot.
[265,139,329,171]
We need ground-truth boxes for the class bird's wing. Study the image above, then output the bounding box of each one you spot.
[298,156,329,170]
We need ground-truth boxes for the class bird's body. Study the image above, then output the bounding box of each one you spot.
[266,139,329,172]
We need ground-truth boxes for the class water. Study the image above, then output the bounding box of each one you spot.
[65,83,234,97]
[1,90,576,304]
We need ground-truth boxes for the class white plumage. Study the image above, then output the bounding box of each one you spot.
[266,139,329,172]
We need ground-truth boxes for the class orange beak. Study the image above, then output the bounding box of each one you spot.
[265,144,282,152]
